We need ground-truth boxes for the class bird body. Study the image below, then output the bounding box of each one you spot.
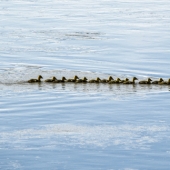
[53,77,66,83]
[108,78,121,84]
[88,77,101,83]
[45,77,57,82]
[120,78,129,83]
[28,75,43,83]
[123,77,138,84]
[66,75,79,82]
[152,78,164,84]
[100,76,114,83]
[76,77,88,83]
[158,79,170,85]
[139,78,152,84]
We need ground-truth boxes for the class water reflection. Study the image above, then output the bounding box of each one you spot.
[0,81,169,98]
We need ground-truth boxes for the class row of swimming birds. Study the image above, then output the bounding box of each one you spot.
[28,75,170,85]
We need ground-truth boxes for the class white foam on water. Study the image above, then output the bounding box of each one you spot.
[0,124,169,150]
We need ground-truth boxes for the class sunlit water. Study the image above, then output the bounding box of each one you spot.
[0,0,170,169]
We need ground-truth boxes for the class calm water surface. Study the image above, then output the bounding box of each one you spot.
[0,0,170,169]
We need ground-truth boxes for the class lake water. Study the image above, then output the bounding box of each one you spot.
[0,0,170,169]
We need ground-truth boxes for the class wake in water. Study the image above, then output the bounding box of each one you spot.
[0,67,170,98]
[0,65,170,85]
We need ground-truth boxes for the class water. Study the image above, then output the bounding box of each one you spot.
[0,0,170,169]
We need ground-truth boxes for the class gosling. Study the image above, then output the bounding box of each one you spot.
[100,76,114,83]
[28,75,43,83]
[76,77,88,83]
[53,77,67,83]
[88,77,101,83]
[139,78,152,84]
[108,78,121,84]
[66,75,79,82]
[152,78,164,84]
[45,76,57,82]
[158,79,170,85]
[120,78,129,83]
[123,77,138,84]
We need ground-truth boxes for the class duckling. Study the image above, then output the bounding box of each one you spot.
[45,76,57,82]
[139,78,152,84]
[100,76,114,83]
[108,78,121,84]
[53,77,67,83]
[123,77,138,84]
[88,77,101,83]
[120,78,129,83]
[66,75,79,82]
[158,79,170,85]
[28,75,43,83]
[76,77,88,83]
[152,78,164,84]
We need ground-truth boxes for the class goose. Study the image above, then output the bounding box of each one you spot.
[53,77,67,83]
[139,78,152,84]
[158,79,170,85]
[123,77,138,84]
[100,76,114,83]
[28,75,43,83]
[108,78,121,84]
[45,76,57,82]
[152,78,164,84]
[120,78,129,83]
[66,75,79,82]
[76,77,88,83]
[88,77,101,83]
